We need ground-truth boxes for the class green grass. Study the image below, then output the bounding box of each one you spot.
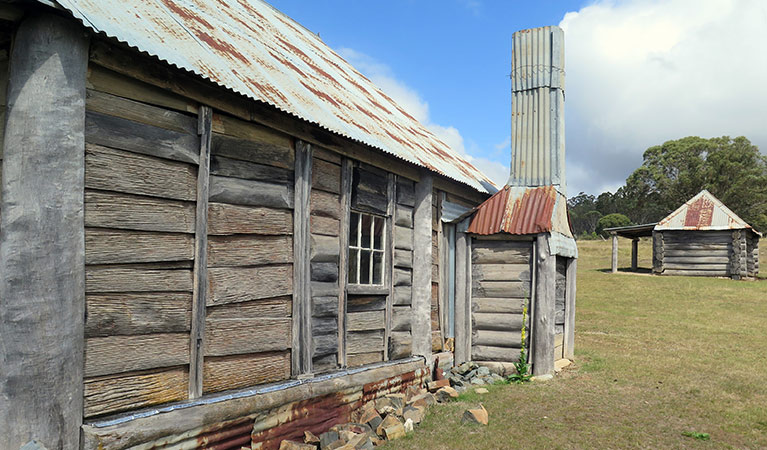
[383,238,767,449]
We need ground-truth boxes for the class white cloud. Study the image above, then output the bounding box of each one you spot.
[338,46,510,189]
[560,0,767,195]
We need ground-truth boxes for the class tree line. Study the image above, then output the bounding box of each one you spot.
[568,136,767,238]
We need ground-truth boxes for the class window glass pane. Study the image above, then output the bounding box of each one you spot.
[361,214,372,249]
[349,212,359,247]
[373,217,384,250]
[373,251,384,284]
[348,249,359,284]
[360,250,371,284]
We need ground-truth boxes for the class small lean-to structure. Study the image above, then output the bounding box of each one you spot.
[653,190,760,279]
[451,26,577,378]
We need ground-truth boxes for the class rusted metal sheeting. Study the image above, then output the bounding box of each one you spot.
[656,189,760,234]
[467,185,572,237]
[52,0,495,193]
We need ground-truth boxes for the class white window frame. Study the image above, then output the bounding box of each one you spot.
[348,211,386,286]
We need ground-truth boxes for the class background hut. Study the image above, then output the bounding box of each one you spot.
[653,190,760,279]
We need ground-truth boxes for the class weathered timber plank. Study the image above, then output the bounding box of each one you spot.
[312,157,341,194]
[347,310,385,331]
[202,351,290,394]
[84,367,188,418]
[394,249,413,269]
[208,175,293,209]
[85,229,194,265]
[473,297,525,314]
[311,215,340,237]
[312,296,338,317]
[210,154,293,184]
[473,330,522,348]
[471,241,532,264]
[85,267,192,293]
[207,202,292,235]
[206,296,292,320]
[84,333,190,377]
[312,281,339,298]
[394,268,412,287]
[393,285,412,306]
[347,295,386,314]
[663,248,730,258]
[662,231,733,243]
[85,190,196,233]
[311,234,340,263]
[472,280,530,298]
[347,352,383,367]
[394,205,413,228]
[87,64,197,113]
[472,345,521,362]
[389,331,412,360]
[533,234,555,376]
[663,263,730,271]
[204,318,292,356]
[85,293,191,337]
[473,312,524,331]
[210,131,293,170]
[347,330,385,354]
[472,263,531,282]
[394,225,413,251]
[391,306,412,332]
[311,189,341,220]
[207,265,293,306]
[312,353,338,373]
[312,316,338,336]
[661,269,730,277]
[207,235,292,267]
[86,111,199,164]
[337,158,353,367]
[311,261,339,282]
[85,89,197,134]
[85,144,197,201]
[313,332,338,357]
[312,146,342,164]
[397,179,415,207]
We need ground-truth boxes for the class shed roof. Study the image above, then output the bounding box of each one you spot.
[603,223,657,239]
[655,190,760,235]
[50,0,496,193]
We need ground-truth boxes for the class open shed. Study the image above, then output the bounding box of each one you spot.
[604,223,657,273]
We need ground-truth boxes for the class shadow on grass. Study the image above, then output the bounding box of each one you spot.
[596,267,653,274]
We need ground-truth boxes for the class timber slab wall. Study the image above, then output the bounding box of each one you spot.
[81,359,426,450]
[656,230,760,279]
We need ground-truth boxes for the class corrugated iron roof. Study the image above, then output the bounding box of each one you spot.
[467,185,572,237]
[655,190,760,234]
[51,0,496,193]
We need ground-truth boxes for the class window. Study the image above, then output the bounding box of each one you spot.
[348,211,385,285]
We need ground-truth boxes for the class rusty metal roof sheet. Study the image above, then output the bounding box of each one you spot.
[467,185,572,237]
[51,0,496,193]
[655,190,759,234]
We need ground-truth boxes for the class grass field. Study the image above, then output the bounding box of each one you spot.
[384,238,767,449]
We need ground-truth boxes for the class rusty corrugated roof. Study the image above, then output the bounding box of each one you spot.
[467,185,572,236]
[51,0,496,193]
[656,190,760,234]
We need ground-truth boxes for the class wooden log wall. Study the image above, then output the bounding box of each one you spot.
[660,230,732,277]
[83,65,200,417]
[0,35,8,225]
[554,256,567,360]
[431,189,443,352]
[747,232,759,277]
[204,112,294,393]
[310,148,342,373]
[470,239,533,364]
[390,177,415,360]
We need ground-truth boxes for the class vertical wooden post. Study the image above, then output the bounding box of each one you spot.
[564,258,577,360]
[631,238,639,271]
[611,233,618,273]
[189,106,212,398]
[652,231,664,274]
[384,173,396,361]
[532,233,555,376]
[730,230,742,280]
[337,159,352,367]
[454,221,469,364]
[0,14,89,448]
[412,171,433,360]
[292,141,313,375]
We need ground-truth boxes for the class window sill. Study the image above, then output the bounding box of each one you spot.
[347,284,389,296]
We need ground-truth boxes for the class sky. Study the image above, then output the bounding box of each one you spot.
[268,0,767,197]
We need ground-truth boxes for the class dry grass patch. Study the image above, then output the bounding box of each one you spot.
[384,238,767,449]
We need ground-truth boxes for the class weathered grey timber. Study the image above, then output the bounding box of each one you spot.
[0,14,89,449]
[631,238,639,271]
[293,140,312,375]
[652,231,663,273]
[384,173,396,360]
[411,171,433,359]
[189,105,212,398]
[454,223,469,364]
[338,158,352,366]
[611,234,618,273]
[564,258,577,360]
[532,233,555,376]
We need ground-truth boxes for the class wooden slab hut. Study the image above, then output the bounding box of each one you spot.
[0,1,502,448]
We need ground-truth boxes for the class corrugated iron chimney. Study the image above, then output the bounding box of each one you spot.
[508,26,565,195]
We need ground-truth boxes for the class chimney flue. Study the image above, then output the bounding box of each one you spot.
[508,26,565,195]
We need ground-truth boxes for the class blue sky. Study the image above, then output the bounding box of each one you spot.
[268,1,767,197]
